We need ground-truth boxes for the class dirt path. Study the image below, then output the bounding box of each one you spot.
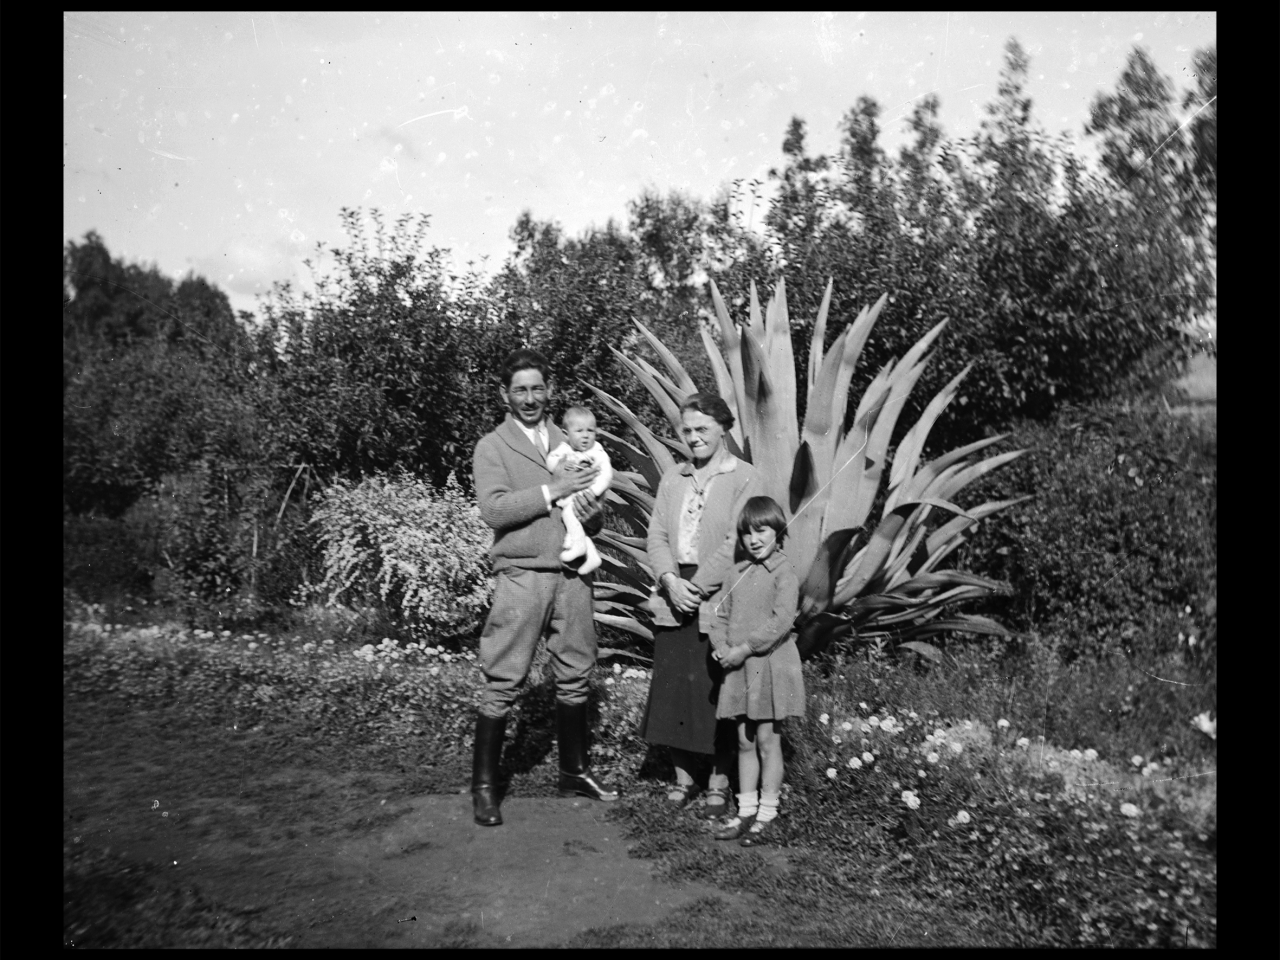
[63,698,757,948]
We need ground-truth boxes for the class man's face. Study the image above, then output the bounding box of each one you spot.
[501,368,549,428]
[564,415,597,452]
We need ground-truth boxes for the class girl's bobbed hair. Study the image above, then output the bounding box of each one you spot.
[679,392,735,432]
[736,495,787,545]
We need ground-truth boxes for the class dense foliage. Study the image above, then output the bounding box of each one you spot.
[961,399,1217,664]
[311,472,494,643]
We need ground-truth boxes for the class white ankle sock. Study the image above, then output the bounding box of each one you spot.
[736,790,759,818]
[755,792,780,823]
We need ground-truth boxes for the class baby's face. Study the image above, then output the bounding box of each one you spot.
[564,415,597,452]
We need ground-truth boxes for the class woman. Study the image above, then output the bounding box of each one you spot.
[637,392,761,818]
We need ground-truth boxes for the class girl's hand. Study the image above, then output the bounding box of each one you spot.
[719,644,750,669]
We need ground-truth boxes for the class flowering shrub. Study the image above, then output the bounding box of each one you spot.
[311,472,494,644]
[777,685,1216,947]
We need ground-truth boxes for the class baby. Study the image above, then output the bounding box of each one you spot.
[546,405,613,575]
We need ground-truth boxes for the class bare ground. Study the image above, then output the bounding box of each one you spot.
[63,697,761,948]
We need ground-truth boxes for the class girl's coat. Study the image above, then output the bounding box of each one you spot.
[709,550,806,721]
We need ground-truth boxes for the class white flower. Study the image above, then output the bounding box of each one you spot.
[848,756,863,770]
[934,728,946,740]
[1083,748,1098,761]
[1016,737,1030,748]
[950,741,963,754]
[859,702,868,711]
[1119,802,1140,818]
[860,723,871,734]
[908,711,918,719]
[927,752,939,764]
[613,662,622,674]
[841,721,853,732]
[862,751,875,764]
[604,677,615,685]
[832,736,842,744]
[819,713,830,725]
[917,769,926,778]
[1187,635,1196,647]
[1070,749,1083,759]
[247,642,258,651]
[1130,755,1144,768]
[955,809,971,825]
[964,720,973,730]
[901,790,921,810]
[429,666,440,676]
[826,767,838,779]
[1191,712,1216,740]
[880,717,896,732]
[868,716,880,727]
[997,718,1010,730]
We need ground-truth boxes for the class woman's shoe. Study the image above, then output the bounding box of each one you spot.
[739,816,777,847]
[702,787,731,820]
[666,782,701,808]
[713,815,753,841]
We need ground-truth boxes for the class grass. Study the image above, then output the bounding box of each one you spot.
[63,597,1216,948]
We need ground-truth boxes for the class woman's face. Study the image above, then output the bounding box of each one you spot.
[680,409,725,462]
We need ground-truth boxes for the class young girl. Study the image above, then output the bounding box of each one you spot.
[708,496,805,845]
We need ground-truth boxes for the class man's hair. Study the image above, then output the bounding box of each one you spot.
[736,495,788,545]
[500,348,551,389]
[679,392,735,432]
[562,405,595,425]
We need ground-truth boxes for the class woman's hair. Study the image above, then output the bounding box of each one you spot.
[679,392,735,432]
[736,495,787,545]
[500,348,551,389]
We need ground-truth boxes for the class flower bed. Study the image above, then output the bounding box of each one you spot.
[64,602,1215,947]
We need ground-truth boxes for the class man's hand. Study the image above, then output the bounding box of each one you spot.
[548,459,599,502]
[571,488,601,519]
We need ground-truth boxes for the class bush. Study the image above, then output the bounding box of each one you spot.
[312,472,494,644]
[960,399,1216,663]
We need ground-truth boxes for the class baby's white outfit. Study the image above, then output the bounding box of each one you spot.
[545,440,613,575]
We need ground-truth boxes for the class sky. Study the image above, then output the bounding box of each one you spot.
[63,11,1216,318]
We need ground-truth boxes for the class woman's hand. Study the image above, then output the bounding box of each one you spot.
[714,643,751,669]
[663,575,703,615]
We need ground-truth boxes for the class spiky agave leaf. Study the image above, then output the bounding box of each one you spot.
[608,347,685,436]
[630,316,699,396]
[584,384,678,478]
[589,280,1023,659]
[806,278,835,395]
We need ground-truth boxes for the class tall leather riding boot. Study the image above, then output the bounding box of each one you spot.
[556,701,620,802]
[471,714,506,826]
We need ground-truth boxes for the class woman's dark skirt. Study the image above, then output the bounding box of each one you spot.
[637,564,726,755]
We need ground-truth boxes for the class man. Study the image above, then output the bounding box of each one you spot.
[469,348,620,826]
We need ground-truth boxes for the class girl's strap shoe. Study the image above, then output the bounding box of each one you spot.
[738,816,777,846]
[713,815,754,841]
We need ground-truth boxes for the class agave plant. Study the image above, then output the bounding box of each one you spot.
[586,278,1028,662]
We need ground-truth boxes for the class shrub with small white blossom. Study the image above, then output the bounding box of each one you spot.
[312,472,494,643]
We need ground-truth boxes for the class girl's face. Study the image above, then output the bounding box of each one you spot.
[743,524,779,561]
[680,409,725,463]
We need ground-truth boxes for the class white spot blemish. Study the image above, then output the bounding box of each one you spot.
[436,152,447,164]
[231,113,240,123]
[290,229,306,243]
